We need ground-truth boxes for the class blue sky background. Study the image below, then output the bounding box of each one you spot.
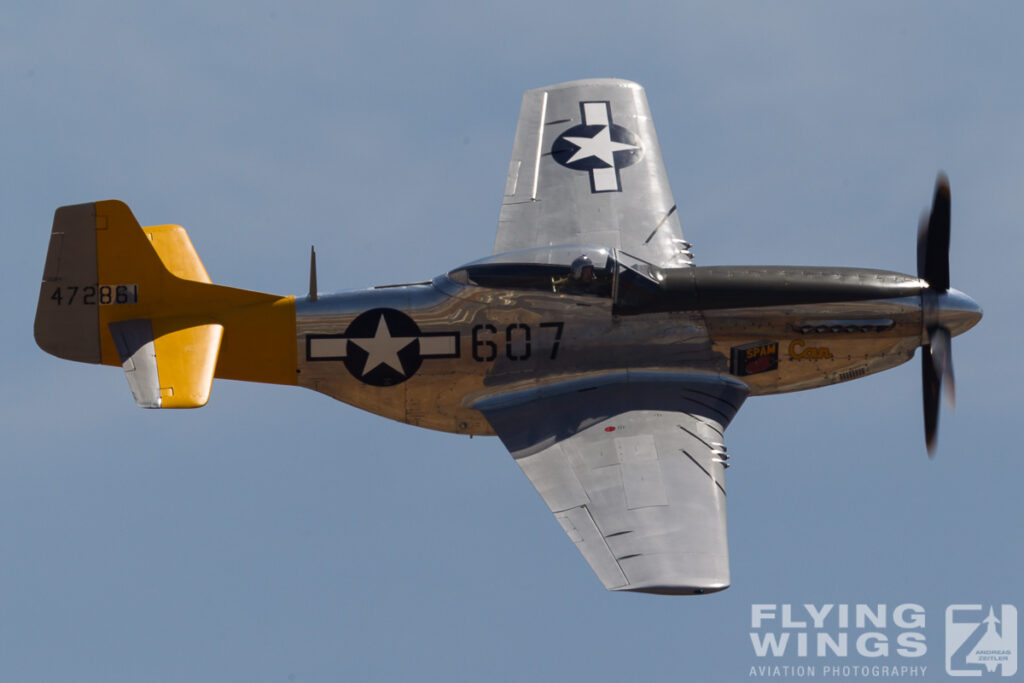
[2,2,1021,681]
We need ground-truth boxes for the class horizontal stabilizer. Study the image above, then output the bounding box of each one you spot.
[111,319,223,408]
[142,224,212,283]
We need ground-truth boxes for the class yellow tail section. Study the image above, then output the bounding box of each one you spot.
[35,200,296,408]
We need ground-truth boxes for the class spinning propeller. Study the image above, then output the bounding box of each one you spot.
[917,173,956,456]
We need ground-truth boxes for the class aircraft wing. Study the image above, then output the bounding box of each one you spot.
[495,79,692,268]
[474,372,748,594]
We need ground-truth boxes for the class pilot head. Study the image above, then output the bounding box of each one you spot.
[571,254,595,284]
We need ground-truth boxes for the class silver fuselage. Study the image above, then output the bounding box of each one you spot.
[295,261,981,437]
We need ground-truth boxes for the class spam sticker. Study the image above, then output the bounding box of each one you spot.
[731,340,779,376]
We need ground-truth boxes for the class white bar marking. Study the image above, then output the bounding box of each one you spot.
[592,167,619,192]
[310,338,348,358]
[583,101,608,126]
[418,335,456,356]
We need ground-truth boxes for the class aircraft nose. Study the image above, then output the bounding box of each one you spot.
[937,288,982,337]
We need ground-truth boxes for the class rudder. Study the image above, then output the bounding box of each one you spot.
[36,200,196,364]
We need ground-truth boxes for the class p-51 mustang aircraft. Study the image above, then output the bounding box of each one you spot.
[35,79,981,595]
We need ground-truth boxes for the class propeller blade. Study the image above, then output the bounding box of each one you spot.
[917,211,929,284]
[918,173,951,291]
[922,344,941,456]
[929,326,956,410]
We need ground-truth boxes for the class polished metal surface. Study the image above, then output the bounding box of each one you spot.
[297,252,967,420]
[931,288,983,339]
[297,248,718,436]
[495,405,744,595]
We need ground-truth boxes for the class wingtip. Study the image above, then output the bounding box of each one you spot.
[615,582,730,596]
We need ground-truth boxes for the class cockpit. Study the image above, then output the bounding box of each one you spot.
[445,245,663,301]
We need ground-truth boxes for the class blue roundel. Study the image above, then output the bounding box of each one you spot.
[552,123,643,171]
[343,308,423,386]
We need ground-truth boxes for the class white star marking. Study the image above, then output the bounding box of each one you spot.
[350,315,416,376]
[563,126,638,166]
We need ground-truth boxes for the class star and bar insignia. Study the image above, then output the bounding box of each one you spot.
[306,308,459,386]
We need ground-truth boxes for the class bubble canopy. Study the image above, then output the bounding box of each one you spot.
[446,245,659,298]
